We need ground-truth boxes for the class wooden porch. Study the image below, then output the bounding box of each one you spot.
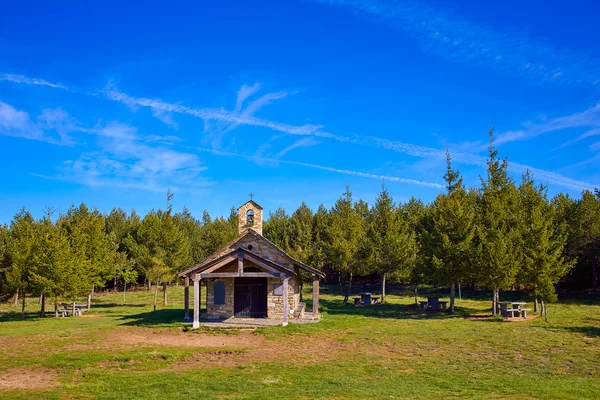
[182,247,321,329]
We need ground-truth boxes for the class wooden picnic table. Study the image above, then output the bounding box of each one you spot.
[57,302,87,317]
[499,302,530,318]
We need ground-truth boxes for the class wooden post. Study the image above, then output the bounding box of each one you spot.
[193,276,201,329]
[40,293,45,316]
[184,276,190,320]
[282,277,289,326]
[238,249,244,276]
[87,292,92,311]
[312,274,320,319]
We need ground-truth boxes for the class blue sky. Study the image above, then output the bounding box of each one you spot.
[1,0,599,223]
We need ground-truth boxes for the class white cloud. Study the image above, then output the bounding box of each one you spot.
[313,0,600,86]
[274,137,320,159]
[0,101,75,145]
[497,102,600,145]
[1,73,70,90]
[57,122,208,192]
[4,73,598,191]
[191,145,444,188]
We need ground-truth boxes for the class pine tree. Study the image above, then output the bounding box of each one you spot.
[6,208,36,318]
[60,203,115,306]
[571,190,600,289]
[289,202,314,264]
[367,186,416,302]
[475,129,520,315]
[310,204,331,275]
[0,223,12,298]
[330,187,364,303]
[422,154,474,312]
[518,172,574,321]
[263,208,291,252]
[30,211,74,316]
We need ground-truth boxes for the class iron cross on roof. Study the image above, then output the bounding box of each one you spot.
[249,192,254,201]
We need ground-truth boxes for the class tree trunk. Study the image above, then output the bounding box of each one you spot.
[458,283,461,300]
[153,282,159,312]
[54,300,58,318]
[592,254,598,290]
[13,289,19,306]
[449,282,455,313]
[163,283,168,306]
[148,279,152,291]
[123,281,127,303]
[534,298,539,313]
[40,293,45,316]
[72,300,76,317]
[87,292,92,311]
[21,293,26,319]
[541,300,548,322]
[414,285,418,305]
[38,293,42,304]
[343,272,353,304]
[381,273,386,303]
[491,288,499,316]
[114,277,118,292]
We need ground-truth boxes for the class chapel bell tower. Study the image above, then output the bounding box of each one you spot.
[238,196,263,235]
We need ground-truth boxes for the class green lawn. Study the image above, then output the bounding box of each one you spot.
[0,286,599,399]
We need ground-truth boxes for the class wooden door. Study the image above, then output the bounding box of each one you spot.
[234,277,267,318]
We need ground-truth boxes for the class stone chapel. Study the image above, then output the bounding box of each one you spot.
[178,199,324,327]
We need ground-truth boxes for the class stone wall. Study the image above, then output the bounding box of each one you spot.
[267,276,298,319]
[206,278,234,319]
[238,202,263,235]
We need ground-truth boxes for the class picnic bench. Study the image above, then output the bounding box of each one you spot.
[353,293,380,306]
[57,303,87,317]
[499,302,530,318]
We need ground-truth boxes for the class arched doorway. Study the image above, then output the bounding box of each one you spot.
[234,268,267,318]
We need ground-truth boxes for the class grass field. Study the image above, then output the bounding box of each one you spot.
[0,285,599,399]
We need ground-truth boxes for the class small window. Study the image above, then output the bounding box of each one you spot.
[246,209,254,225]
[248,244,253,251]
[214,281,225,305]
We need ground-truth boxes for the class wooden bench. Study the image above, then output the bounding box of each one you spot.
[58,303,86,317]
[353,297,362,306]
[419,301,429,309]
[371,297,380,305]
[438,301,448,310]
[519,308,531,318]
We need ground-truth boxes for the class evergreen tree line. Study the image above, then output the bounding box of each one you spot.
[0,131,598,319]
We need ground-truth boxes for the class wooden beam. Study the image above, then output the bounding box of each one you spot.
[201,254,238,275]
[244,253,284,274]
[200,272,280,279]
[282,277,289,326]
[242,272,281,278]
[312,274,319,319]
[184,276,190,321]
[192,276,201,329]
[238,249,244,275]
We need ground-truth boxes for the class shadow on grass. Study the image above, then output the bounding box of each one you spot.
[320,284,534,303]
[547,324,600,338]
[91,302,147,309]
[0,310,48,322]
[318,298,473,320]
[117,308,199,326]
